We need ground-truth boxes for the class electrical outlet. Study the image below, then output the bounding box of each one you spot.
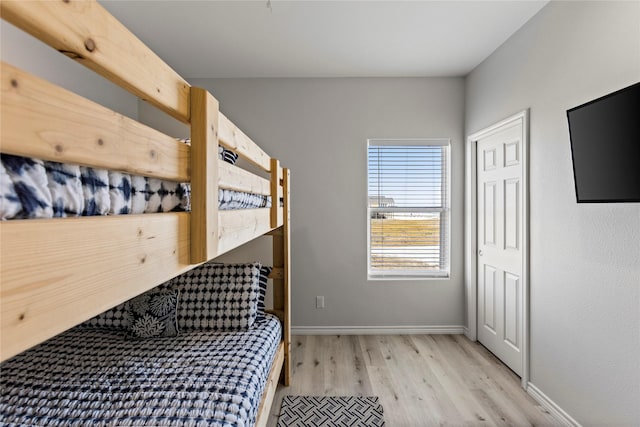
[316,296,325,309]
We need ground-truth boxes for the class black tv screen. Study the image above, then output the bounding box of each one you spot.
[567,82,640,203]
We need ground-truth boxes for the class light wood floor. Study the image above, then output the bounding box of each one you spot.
[267,335,558,427]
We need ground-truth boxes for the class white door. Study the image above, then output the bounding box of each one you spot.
[477,120,524,376]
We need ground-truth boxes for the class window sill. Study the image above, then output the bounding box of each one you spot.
[367,275,450,281]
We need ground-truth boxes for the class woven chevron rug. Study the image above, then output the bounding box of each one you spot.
[277,395,386,427]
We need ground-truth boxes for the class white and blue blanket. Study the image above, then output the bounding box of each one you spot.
[0,147,271,219]
[0,314,281,427]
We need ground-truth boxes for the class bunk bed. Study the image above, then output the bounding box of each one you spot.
[0,1,290,426]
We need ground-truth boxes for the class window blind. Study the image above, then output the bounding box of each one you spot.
[367,139,450,278]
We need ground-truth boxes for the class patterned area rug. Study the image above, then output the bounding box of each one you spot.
[277,395,386,427]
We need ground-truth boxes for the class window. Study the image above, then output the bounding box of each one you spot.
[367,139,450,279]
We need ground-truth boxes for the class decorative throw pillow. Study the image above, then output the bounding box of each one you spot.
[218,146,239,165]
[126,290,179,339]
[163,262,261,331]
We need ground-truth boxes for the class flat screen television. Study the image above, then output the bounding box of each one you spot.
[567,82,640,203]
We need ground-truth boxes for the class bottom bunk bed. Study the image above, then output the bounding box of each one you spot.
[0,262,284,427]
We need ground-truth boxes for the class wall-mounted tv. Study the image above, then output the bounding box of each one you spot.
[567,82,639,203]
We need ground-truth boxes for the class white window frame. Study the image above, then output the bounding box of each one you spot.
[367,138,451,280]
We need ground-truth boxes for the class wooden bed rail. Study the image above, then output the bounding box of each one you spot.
[0,0,191,123]
[219,113,272,172]
[1,0,274,171]
[0,62,190,181]
[0,213,193,361]
[2,63,282,264]
[1,0,273,170]
[1,63,275,192]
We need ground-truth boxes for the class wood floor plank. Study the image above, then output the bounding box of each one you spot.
[450,335,555,425]
[360,334,389,367]
[397,335,465,425]
[267,335,559,427]
[472,388,525,426]
[414,335,495,424]
[300,335,325,395]
[410,335,485,425]
[377,335,442,426]
[348,335,374,396]
[324,335,350,394]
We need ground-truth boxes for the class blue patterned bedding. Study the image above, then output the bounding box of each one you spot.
[0,149,271,219]
[0,314,281,427]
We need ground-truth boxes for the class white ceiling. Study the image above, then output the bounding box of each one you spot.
[100,0,548,78]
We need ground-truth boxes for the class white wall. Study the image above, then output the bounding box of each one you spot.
[466,2,639,425]
[139,77,466,329]
[1,21,138,119]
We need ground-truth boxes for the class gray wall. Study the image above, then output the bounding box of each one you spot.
[465,2,639,425]
[1,21,138,119]
[141,77,466,329]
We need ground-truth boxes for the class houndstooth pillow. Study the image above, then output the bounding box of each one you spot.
[160,262,261,331]
[79,300,130,330]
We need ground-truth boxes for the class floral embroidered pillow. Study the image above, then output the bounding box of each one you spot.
[126,290,179,339]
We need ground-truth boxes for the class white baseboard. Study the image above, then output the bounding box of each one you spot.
[291,325,465,335]
[527,382,581,427]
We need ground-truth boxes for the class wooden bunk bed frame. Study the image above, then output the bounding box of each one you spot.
[0,1,290,425]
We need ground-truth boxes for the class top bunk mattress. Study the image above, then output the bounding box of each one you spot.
[0,314,281,427]
[0,147,271,220]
